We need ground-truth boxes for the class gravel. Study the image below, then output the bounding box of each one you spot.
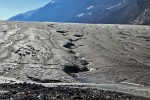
[0,83,148,100]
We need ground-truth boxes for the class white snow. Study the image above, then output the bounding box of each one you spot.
[87,6,94,10]
[77,13,85,17]
[77,12,92,17]
[51,0,56,4]
[106,3,122,10]
[88,13,92,15]
[106,0,127,10]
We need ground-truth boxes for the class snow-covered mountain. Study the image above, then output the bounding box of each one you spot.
[8,0,150,25]
[8,0,126,22]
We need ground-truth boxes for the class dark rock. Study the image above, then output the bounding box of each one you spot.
[63,42,75,49]
[56,30,69,33]
[80,60,89,66]
[73,34,83,37]
[64,65,80,73]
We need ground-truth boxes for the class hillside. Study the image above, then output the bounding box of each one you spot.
[133,0,150,24]
[8,0,150,25]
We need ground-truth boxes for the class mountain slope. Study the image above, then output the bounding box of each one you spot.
[8,0,126,22]
[102,0,150,25]
[96,0,139,24]
[133,0,150,25]
[8,0,150,25]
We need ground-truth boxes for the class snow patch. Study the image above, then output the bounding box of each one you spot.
[77,13,85,17]
[87,6,94,10]
[77,12,92,17]
[51,1,56,4]
[106,3,122,10]
[88,13,92,15]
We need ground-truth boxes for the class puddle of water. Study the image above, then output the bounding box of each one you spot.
[76,76,111,84]
[76,76,150,98]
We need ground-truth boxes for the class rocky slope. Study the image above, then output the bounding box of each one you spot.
[103,0,150,25]
[133,0,150,25]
